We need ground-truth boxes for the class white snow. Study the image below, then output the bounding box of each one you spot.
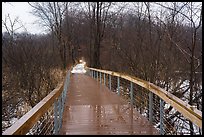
[71,61,87,74]
[10,117,18,125]
[2,121,9,128]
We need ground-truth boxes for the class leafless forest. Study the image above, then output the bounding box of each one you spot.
[2,2,202,134]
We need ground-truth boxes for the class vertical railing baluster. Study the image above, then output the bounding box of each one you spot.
[62,70,69,112]
[149,92,153,123]
[63,83,66,104]
[100,72,101,83]
[104,73,106,86]
[130,82,133,105]
[57,98,60,133]
[59,96,63,130]
[89,70,91,77]
[61,90,64,113]
[96,71,98,81]
[160,99,164,135]
[109,75,111,90]
[54,99,58,135]
[117,77,120,95]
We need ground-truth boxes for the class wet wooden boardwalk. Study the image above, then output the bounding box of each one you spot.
[59,74,159,135]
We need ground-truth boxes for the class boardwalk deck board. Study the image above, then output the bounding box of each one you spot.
[59,74,159,135]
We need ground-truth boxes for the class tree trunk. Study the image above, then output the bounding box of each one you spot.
[189,28,197,135]
[93,2,101,68]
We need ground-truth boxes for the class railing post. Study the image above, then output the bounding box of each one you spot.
[59,96,63,130]
[63,82,67,104]
[149,92,153,123]
[160,99,164,135]
[130,82,133,105]
[91,70,93,78]
[117,77,120,95]
[62,71,68,110]
[100,72,101,83]
[61,90,64,113]
[89,70,91,77]
[67,70,70,89]
[54,99,59,135]
[109,75,111,90]
[104,73,106,86]
[96,71,98,81]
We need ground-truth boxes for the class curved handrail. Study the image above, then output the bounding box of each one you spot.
[87,67,202,128]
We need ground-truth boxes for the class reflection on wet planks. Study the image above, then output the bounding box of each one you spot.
[59,74,158,135]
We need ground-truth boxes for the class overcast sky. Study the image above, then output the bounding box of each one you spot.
[2,2,202,35]
[2,2,44,34]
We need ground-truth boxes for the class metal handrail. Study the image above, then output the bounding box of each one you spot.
[2,69,71,135]
[87,67,202,129]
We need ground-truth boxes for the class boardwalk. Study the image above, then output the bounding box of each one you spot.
[59,74,159,135]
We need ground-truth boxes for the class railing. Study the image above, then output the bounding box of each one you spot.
[87,67,202,135]
[2,69,71,135]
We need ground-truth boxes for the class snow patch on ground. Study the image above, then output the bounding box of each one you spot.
[10,117,18,125]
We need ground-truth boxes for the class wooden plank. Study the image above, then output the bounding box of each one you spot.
[60,74,159,135]
[87,67,202,128]
[2,82,64,135]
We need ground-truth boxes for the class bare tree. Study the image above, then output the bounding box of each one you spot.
[2,14,27,68]
[85,2,112,68]
[154,2,202,134]
[29,2,70,69]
